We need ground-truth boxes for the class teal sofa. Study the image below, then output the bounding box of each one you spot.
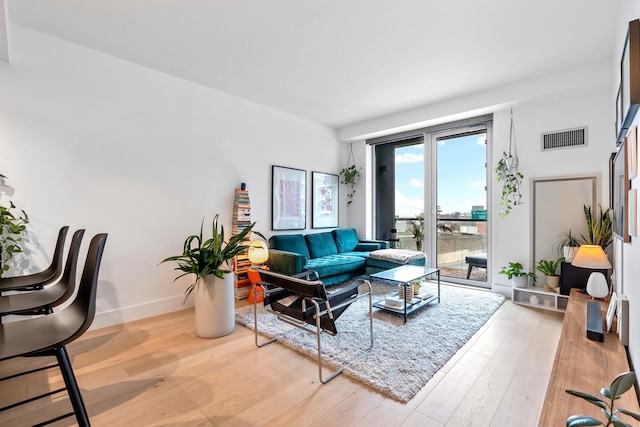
[266,228,390,285]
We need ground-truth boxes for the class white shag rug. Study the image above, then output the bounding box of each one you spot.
[235,279,505,402]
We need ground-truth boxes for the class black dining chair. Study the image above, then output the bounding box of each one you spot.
[0,229,84,318]
[0,233,108,427]
[0,226,69,294]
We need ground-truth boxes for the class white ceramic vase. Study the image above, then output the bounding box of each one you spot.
[194,273,235,338]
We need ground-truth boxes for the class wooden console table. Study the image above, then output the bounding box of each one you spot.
[538,289,639,425]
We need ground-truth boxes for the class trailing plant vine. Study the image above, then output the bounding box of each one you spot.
[495,109,524,218]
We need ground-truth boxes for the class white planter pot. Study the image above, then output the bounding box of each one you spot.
[563,246,579,263]
[194,273,235,338]
[512,276,529,288]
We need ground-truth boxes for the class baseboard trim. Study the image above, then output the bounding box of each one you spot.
[91,295,190,330]
[491,282,512,299]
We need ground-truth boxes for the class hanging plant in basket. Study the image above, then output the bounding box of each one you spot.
[495,151,523,217]
[340,144,362,207]
[495,109,524,218]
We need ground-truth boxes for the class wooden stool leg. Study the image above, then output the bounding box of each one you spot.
[466,264,473,279]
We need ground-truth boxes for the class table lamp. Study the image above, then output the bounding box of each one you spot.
[247,240,269,304]
[571,245,612,299]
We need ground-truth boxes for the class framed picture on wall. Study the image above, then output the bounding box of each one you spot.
[311,172,339,228]
[272,165,306,230]
[618,19,640,146]
[613,138,631,242]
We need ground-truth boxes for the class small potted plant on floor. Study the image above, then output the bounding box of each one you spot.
[499,262,536,288]
[535,257,564,291]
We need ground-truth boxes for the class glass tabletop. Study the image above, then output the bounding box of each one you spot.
[370,265,439,284]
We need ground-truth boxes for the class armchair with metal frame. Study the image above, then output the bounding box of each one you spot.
[253,268,374,384]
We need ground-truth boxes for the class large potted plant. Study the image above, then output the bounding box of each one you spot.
[580,204,613,250]
[0,174,29,276]
[161,214,264,338]
[499,261,536,288]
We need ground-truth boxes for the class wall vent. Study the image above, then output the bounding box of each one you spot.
[541,127,587,151]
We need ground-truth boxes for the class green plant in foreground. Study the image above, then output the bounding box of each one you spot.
[566,371,640,426]
[160,214,264,303]
[0,174,29,276]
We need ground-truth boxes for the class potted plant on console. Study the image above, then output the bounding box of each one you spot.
[499,262,536,288]
[161,214,264,338]
[535,257,564,292]
[556,230,580,262]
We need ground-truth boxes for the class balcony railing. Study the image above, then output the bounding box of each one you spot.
[393,217,488,281]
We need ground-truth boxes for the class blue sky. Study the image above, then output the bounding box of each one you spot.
[394,133,487,218]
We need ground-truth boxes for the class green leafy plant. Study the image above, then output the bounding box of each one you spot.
[339,164,361,207]
[566,371,640,427]
[0,174,29,276]
[536,257,564,276]
[495,151,524,218]
[499,262,536,281]
[160,214,264,303]
[580,204,613,250]
[409,211,424,251]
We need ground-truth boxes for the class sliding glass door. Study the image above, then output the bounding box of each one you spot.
[373,120,491,287]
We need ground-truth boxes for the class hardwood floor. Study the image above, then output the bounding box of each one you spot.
[0,290,564,426]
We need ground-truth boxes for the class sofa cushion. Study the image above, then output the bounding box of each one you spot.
[332,228,359,253]
[305,232,339,259]
[269,234,310,260]
[305,254,365,277]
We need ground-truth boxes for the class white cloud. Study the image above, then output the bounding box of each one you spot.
[410,178,423,187]
[477,135,487,145]
[395,152,424,164]
[469,181,485,188]
[395,190,424,218]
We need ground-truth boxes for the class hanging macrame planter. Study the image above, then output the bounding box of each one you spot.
[495,109,524,218]
[340,143,362,207]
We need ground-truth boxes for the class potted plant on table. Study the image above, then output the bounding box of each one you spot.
[535,257,564,291]
[161,214,264,338]
[580,204,613,250]
[499,262,536,288]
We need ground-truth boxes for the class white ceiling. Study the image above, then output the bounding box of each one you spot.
[5,0,622,129]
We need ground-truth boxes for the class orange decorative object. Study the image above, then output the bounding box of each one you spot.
[247,269,264,303]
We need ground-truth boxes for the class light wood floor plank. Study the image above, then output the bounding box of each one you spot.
[0,293,564,427]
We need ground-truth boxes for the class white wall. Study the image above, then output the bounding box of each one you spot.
[0,25,342,328]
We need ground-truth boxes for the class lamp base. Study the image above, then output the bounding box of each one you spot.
[586,272,609,299]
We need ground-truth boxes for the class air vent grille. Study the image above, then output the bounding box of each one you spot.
[541,127,587,151]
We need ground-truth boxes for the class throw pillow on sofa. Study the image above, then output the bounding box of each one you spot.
[305,232,339,259]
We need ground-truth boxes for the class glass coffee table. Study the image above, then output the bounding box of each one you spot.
[370,265,440,323]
